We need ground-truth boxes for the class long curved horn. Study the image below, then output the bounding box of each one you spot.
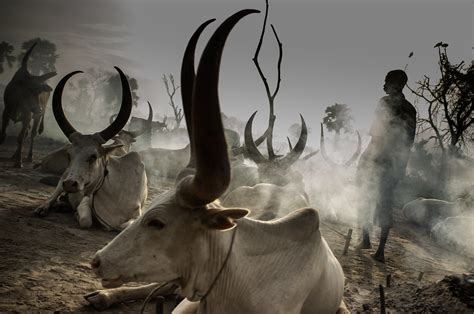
[244,111,267,164]
[320,123,337,167]
[343,130,362,167]
[302,149,319,161]
[181,18,216,169]
[279,114,308,168]
[52,71,82,139]
[178,9,259,207]
[97,67,132,143]
[287,137,293,151]
[146,101,153,124]
[21,43,37,71]
[128,101,154,138]
[231,126,267,156]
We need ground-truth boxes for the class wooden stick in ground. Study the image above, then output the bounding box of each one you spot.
[379,284,386,314]
[386,274,391,288]
[418,271,424,281]
[343,228,353,255]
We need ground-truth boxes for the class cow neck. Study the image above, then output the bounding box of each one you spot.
[87,159,119,232]
[84,158,109,196]
[179,227,237,304]
[200,226,237,302]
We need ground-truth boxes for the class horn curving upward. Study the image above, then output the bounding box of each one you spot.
[52,71,82,139]
[97,67,132,143]
[279,114,307,168]
[53,67,132,142]
[244,111,267,164]
[180,18,216,169]
[178,9,259,207]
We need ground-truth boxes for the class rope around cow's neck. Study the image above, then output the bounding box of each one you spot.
[140,227,238,313]
[89,160,119,231]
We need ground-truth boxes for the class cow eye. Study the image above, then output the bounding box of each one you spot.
[147,219,165,230]
[88,155,97,163]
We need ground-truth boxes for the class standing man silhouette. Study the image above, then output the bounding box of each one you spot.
[356,69,416,262]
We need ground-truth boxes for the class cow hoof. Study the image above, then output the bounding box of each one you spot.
[13,161,23,168]
[34,205,50,217]
[84,291,111,310]
[78,216,93,229]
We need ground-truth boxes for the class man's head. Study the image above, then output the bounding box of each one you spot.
[383,69,408,95]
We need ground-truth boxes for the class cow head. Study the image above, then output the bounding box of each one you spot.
[53,67,132,193]
[244,111,307,186]
[90,9,258,291]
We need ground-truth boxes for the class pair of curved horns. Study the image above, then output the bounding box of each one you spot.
[320,123,361,167]
[53,67,132,143]
[245,111,308,168]
[176,9,259,207]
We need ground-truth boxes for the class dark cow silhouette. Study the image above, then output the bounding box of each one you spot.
[0,43,57,167]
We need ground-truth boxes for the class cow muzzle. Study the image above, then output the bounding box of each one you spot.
[90,254,125,288]
[63,180,80,193]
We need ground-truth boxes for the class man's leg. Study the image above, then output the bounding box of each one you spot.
[357,225,372,249]
[372,176,397,263]
[372,226,390,262]
[356,168,375,250]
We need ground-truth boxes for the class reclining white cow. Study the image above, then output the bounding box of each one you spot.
[87,11,347,313]
[35,101,153,176]
[402,197,471,229]
[35,67,147,230]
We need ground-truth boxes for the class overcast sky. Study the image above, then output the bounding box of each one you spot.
[0,0,472,148]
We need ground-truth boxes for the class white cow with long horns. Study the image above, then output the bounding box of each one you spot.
[35,67,147,230]
[88,10,347,313]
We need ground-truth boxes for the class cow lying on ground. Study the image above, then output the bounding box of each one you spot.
[402,197,471,229]
[431,216,474,258]
[35,102,153,176]
[35,67,147,230]
[86,11,347,313]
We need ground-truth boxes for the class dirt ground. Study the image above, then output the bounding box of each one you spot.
[1,135,473,313]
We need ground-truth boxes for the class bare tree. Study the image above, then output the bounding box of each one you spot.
[162,74,182,129]
[253,0,283,160]
[407,42,473,189]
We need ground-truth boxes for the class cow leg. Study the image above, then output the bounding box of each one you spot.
[35,172,67,216]
[76,196,93,228]
[11,118,30,168]
[26,115,40,162]
[336,300,350,314]
[372,227,390,263]
[173,299,199,314]
[84,283,177,311]
[0,107,11,145]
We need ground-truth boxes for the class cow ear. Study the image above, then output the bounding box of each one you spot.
[202,208,250,230]
[103,144,124,155]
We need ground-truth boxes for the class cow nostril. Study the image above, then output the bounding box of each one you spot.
[72,182,78,187]
[91,257,101,269]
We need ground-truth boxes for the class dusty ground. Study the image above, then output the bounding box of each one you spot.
[1,134,473,313]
